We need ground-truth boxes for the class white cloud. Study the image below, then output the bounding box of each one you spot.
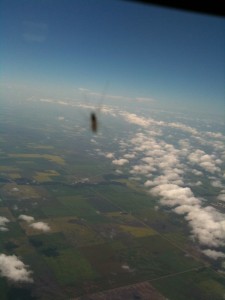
[192,169,203,176]
[112,158,129,166]
[151,184,200,207]
[144,180,154,187]
[130,176,141,181]
[19,215,50,232]
[123,125,225,252]
[135,97,155,102]
[123,153,136,159]
[167,122,198,135]
[205,131,225,140]
[101,106,117,117]
[0,227,9,232]
[119,140,129,149]
[78,87,90,92]
[0,217,10,231]
[57,107,224,262]
[18,214,35,223]
[29,222,50,232]
[174,205,225,247]
[91,138,97,144]
[120,112,151,127]
[117,110,225,266]
[115,169,123,174]
[105,152,114,158]
[202,249,225,260]
[130,164,156,176]
[217,193,225,202]
[0,254,33,283]
[40,98,54,103]
[0,217,9,227]
[211,180,223,188]
[190,181,202,186]
[188,149,221,173]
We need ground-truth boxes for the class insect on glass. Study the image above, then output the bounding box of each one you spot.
[89,83,109,133]
[90,112,98,133]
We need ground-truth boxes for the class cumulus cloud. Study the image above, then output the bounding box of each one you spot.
[190,181,202,186]
[211,179,223,188]
[19,215,50,232]
[18,214,35,223]
[0,227,9,232]
[151,172,184,186]
[0,254,33,282]
[115,169,123,174]
[205,131,225,140]
[202,249,225,260]
[76,107,225,263]
[217,193,225,202]
[0,217,10,231]
[91,138,97,144]
[123,153,136,159]
[129,132,184,186]
[120,112,151,127]
[174,205,225,247]
[151,184,201,207]
[119,140,129,149]
[29,222,50,232]
[188,149,221,173]
[192,169,203,176]
[0,217,9,227]
[130,164,156,176]
[121,121,225,256]
[112,158,129,166]
[101,106,117,117]
[105,152,114,158]
[167,122,198,135]
[135,97,155,102]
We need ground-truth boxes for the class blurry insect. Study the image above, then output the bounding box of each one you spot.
[82,83,109,134]
[90,112,98,133]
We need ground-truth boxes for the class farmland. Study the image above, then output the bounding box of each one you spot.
[1,177,224,299]
[0,99,224,299]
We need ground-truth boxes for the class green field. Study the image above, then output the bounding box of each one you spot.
[1,179,225,299]
[152,268,225,300]
[43,248,97,285]
[0,102,225,300]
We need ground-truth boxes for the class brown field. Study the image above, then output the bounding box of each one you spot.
[28,144,54,150]
[8,153,65,165]
[34,170,60,182]
[119,225,157,237]
[2,183,40,199]
[73,281,166,300]
[46,217,104,246]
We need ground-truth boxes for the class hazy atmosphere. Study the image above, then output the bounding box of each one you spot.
[1,0,225,115]
[0,1,225,299]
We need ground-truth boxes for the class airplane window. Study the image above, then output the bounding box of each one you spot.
[0,0,224,299]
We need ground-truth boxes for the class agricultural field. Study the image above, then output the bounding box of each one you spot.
[1,171,225,299]
[0,98,225,300]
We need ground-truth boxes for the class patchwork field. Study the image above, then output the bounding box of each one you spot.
[8,153,65,166]
[1,176,225,299]
[0,101,224,300]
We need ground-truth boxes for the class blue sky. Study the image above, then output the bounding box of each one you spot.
[1,0,225,115]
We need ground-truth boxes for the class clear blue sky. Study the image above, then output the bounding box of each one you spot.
[1,0,225,115]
